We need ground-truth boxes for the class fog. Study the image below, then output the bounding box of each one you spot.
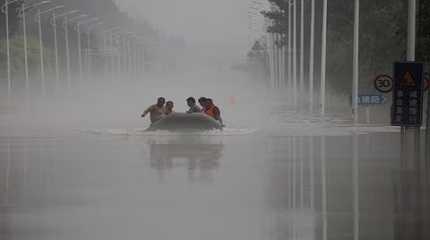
[117,0,250,47]
[1,1,430,240]
[0,0,272,135]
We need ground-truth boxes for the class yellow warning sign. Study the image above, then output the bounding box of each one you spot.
[400,70,416,87]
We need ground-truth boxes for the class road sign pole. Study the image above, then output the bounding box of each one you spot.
[426,84,430,137]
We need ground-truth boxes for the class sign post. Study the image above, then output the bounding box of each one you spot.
[425,72,430,140]
[357,94,386,124]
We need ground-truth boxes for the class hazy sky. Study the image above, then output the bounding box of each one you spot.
[116,0,252,51]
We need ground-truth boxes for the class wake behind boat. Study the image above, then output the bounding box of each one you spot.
[145,113,223,132]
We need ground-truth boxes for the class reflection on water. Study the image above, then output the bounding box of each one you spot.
[265,133,429,240]
[148,136,224,182]
[0,131,429,240]
[394,131,430,240]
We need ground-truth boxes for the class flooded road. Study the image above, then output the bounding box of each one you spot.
[0,125,429,240]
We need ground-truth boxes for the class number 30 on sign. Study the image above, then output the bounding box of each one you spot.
[374,74,393,93]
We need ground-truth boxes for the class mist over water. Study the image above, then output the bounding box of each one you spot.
[1,1,429,240]
[1,47,272,137]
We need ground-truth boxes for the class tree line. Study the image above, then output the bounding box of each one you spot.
[248,0,430,94]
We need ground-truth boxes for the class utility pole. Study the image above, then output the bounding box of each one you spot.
[352,0,360,125]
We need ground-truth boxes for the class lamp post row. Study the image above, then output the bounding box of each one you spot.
[267,0,419,125]
[1,0,146,98]
[266,0,343,117]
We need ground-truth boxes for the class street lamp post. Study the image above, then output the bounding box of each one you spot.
[352,0,360,125]
[85,21,102,81]
[52,11,58,91]
[37,8,45,96]
[134,36,146,75]
[69,15,88,83]
[76,22,83,83]
[16,0,51,95]
[64,16,71,90]
[21,3,29,92]
[34,3,63,97]
[293,0,298,107]
[111,30,124,81]
[102,27,121,83]
[125,32,137,79]
[73,17,98,85]
[1,0,19,99]
[5,1,10,97]
[300,0,304,108]
[321,0,328,116]
[407,0,416,61]
[64,14,87,89]
[288,1,292,99]
[51,10,79,91]
[309,0,315,113]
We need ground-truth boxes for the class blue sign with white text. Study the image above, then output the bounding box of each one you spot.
[357,95,386,105]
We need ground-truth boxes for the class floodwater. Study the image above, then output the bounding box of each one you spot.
[0,109,429,240]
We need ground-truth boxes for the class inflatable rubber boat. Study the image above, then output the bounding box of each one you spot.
[145,113,223,132]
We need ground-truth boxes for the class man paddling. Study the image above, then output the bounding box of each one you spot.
[141,97,166,124]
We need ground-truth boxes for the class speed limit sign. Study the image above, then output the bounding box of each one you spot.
[374,74,393,93]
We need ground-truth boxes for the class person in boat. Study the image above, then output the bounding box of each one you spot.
[186,97,202,113]
[204,98,223,125]
[165,101,175,115]
[198,97,207,110]
[141,97,166,123]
